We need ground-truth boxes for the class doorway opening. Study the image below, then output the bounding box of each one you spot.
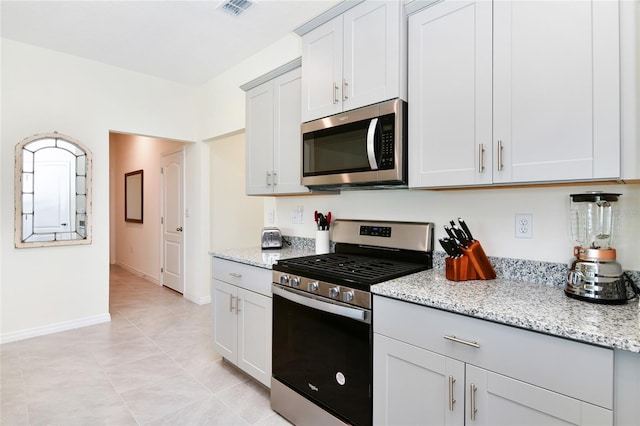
[109,132,186,295]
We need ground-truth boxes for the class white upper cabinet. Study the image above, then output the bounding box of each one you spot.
[244,62,309,195]
[408,0,492,187]
[409,0,621,188]
[300,0,407,123]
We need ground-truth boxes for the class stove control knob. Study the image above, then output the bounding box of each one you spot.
[343,291,354,303]
[290,277,301,287]
[329,287,340,298]
[308,281,319,292]
[279,275,289,285]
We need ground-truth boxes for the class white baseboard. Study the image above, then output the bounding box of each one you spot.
[0,313,111,344]
[185,293,211,305]
[114,262,160,285]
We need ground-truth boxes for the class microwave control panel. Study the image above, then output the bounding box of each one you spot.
[379,115,395,169]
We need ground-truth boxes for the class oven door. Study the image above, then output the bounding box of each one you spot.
[272,284,372,426]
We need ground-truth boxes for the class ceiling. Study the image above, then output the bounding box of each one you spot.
[0,0,342,86]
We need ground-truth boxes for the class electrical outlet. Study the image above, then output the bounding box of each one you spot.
[515,214,533,239]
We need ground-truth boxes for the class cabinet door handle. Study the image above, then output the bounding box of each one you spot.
[497,140,504,171]
[448,375,456,411]
[266,171,272,186]
[272,171,277,186]
[236,298,242,313]
[333,82,339,104]
[443,335,480,348]
[229,273,242,278]
[343,79,349,100]
[470,383,478,421]
[478,143,485,173]
[229,295,235,313]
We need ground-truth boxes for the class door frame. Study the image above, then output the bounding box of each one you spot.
[160,148,185,294]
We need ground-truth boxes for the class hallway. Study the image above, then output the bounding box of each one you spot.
[1,265,288,425]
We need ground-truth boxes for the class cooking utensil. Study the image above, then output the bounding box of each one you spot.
[458,217,474,242]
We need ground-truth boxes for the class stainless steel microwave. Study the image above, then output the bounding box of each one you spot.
[301,98,407,189]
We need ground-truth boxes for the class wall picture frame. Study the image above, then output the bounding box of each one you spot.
[125,169,143,223]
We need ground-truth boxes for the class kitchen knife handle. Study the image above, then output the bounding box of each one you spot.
[478,143,485,173]
[497,140,504,171]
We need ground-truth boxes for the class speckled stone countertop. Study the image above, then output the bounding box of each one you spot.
[209,237,316,269]
[211,243,640,353]
[372,268,640,353]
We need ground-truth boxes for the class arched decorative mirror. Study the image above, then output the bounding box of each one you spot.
[15,132,92,248]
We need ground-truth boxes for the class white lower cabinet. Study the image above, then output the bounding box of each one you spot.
[212,258,272,387]
[373,296,613,425]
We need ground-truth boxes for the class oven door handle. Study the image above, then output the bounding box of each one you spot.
[273,285,370,324]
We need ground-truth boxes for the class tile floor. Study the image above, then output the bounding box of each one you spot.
[1,265,291,425]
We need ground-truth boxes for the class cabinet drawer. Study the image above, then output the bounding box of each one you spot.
[373,296,613,409]
[212,257,272,297]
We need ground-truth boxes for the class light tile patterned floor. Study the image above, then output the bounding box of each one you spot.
[0,265,290,425]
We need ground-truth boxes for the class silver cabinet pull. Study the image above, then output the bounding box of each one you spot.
[236,298,241,313]
[266,171,272,186]
[478,143,485,173]
[443,335,480,348]
[497,140,504,171]
[343,79,349,100]
[448,375,456,411]
[176,227,183,232]
[470,383,478,421]
[229,272,242,278]
[272,171,277,186]
[229,295,235,313]
[333,82,339,104]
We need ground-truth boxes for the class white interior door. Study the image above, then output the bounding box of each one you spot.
[161,150,184,294]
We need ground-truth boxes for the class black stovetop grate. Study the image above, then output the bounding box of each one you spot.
[273,253,429,287]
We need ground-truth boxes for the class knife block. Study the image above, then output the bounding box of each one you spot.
[445,256,478,281]
[445,240,496,281]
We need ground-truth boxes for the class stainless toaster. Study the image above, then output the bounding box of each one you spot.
[261,227,282,249]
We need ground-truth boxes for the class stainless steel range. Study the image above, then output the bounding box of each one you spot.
[271,219,434,426]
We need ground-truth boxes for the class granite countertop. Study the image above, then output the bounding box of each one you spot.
[210,246,316,269]
[372,269,640,353]
[210,246,640,353]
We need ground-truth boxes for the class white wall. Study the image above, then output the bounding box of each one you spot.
[209,132,264,251]
[0,39,199,340]
[273,184,640,271]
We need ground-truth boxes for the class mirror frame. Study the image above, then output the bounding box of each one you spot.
[124,169,143,223]
[14,132,93,248]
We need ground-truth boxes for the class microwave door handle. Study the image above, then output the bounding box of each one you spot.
[366,118,379,170]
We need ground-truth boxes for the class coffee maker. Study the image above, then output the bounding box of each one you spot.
[565,192,638,303]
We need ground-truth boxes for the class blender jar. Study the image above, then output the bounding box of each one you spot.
[569,192,620,251]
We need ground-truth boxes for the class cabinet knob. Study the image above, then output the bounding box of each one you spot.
[176,227,183,232]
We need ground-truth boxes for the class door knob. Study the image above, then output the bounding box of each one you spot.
[176,227,183,232]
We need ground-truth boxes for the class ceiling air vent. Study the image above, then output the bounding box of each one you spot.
[219,0,255,16]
